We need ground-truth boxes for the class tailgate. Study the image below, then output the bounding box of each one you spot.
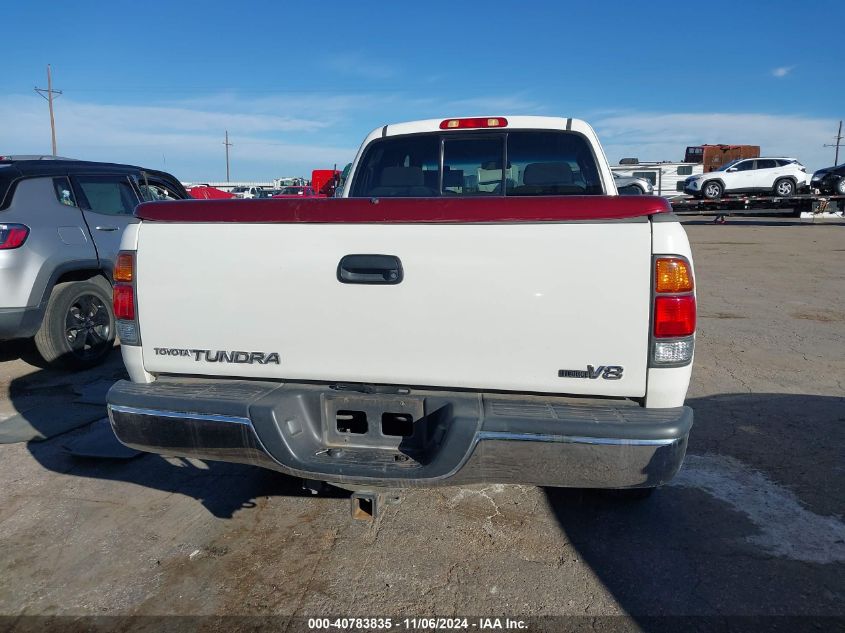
[134,218,652,397]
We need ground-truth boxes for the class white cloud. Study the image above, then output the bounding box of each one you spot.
[0,90,548,179]
[0,94,356,181]
[592,110,837,171]
[2,92,838,181]
[771,65,796,78]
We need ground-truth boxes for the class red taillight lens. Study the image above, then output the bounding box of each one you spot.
[654,295,696,338]
[439,117,508,130]
[0,223,29,249]
[113,284,135,320]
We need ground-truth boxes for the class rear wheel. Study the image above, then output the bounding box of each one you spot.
[34,277,115,369]
[774,178,795,197]
[702,181,723,200]
[837,179,845,195]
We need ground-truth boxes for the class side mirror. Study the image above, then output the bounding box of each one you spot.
[727,167,737,172]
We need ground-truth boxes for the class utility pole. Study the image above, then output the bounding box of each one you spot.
[34,64,62,156]
[223,130,233,182]
[823,120,843,165]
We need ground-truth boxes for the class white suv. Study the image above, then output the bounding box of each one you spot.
[230,186,263,199]
[684,158,806,199]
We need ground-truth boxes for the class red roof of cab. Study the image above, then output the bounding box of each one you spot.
[135,195,672,223]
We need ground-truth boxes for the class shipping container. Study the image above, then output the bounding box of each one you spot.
[685,145,760,172]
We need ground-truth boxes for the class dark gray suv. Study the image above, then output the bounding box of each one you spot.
[0,158,188,368]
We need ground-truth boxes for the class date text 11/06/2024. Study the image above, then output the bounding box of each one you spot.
[307,617,528,630]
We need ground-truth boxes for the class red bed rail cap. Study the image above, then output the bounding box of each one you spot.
[135,195,672,224]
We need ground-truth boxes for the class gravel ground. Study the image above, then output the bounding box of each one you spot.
[0,216,842,631]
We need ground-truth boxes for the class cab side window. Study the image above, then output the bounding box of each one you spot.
[138,183,180,201]
[52,177,77,207]
[734,161,754,171]
[73,175,139,215]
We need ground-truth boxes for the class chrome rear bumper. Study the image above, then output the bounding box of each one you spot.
[107,378,692,489]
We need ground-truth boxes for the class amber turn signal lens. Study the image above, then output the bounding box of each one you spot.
[655,258,693,293]
[114,251,134,282]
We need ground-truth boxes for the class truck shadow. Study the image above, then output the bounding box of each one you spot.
[6,353,347,519]
[545,392,845,623]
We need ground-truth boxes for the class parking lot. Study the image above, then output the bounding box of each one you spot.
[0,217,843,630]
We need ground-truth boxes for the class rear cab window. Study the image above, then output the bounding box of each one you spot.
[351,130,604,197]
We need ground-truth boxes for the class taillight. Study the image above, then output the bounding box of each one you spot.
[439,117,508,130]
[652,256,695,366]
[654,296,696,337]
[655,258,693,293]
[113,250,139,344]
[114,251,134,282]
[113,284,135,320]
[0,223,29,249]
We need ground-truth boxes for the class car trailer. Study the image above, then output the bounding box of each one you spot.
[670,193,845,223]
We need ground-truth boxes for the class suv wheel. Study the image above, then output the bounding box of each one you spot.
[702,181,723,200]
[34,277,115,369]
[837,179,845,195]
[774,178,795,197]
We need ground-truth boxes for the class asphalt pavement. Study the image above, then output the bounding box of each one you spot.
[0,217,842,632]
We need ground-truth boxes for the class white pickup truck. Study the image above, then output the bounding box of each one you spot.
[107,116,696,503]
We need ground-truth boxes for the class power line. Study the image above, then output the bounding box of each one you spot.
[34,64,62,156]
[823,120,843,165]
[223,131,233,182]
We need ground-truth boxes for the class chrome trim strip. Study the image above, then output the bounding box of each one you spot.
[107,404,679,447]
[476,431,677,447]
[107,404,252,427]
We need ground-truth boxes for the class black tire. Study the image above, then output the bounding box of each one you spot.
[34,277,115,369]
[773,178,795,197]
[701,180,723,200]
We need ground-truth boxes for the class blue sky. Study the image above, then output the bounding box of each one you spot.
[2,0,843,181]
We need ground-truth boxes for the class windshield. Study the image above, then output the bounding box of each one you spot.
[717,160,741,172]
[350,130,604,197]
